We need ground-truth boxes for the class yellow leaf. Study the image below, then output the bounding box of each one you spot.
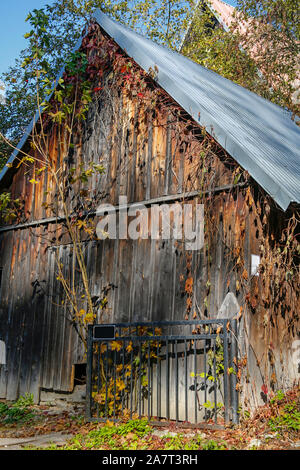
[242,269,248,280]
[111,341,122,352]
[84,313,95,323]
[77,220,86,229]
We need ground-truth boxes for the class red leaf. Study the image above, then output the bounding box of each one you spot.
[261,384,268,395]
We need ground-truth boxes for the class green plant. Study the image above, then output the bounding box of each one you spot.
[14,393,34,408]
[164,433,187,450]
[0,192,22,223]
[0,393,35,424]
[116,418,151,437]
[270,389,285,404]
[201,439,227,450]
[54,418,151,450]
[202,401,223,411]
[268,401,300,435]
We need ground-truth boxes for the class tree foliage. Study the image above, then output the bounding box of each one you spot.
[182,0,300,116]
[0,0,195,168]
[234,0,300,115]
[181,5,263,92]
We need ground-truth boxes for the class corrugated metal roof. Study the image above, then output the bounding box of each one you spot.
[1,10,300,211]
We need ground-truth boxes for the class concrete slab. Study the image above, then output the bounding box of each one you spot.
[0,432,72,450]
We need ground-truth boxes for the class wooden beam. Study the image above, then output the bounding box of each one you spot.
[0,182,248,233]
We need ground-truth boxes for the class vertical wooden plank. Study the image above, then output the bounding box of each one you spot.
[29,234,49,399]
[151,238,173,322]
[18,229,34,397]
[40,245,52,390]
[146,237,157,321]
[0,232,14,398]
[128,107,138,203]
[42,243,56,389]
[54,244,69,391]
[129,238,138,323]
[146,121,153,200]
[49,245,64,390]
[172,237,187,322]
[6,230,23,400]
[132,239,151,322]
[61,245,76,391]
[27,228,47,401]
[114,239,133,323]
[164,117,172,196]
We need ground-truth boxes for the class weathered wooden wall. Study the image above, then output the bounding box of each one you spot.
[0,33,298,406]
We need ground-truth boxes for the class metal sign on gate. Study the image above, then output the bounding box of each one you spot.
[93,325,116,340]
[86,319,239,428]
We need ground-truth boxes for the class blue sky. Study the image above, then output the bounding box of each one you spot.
[0,1,56,75]
[0,0,238,76]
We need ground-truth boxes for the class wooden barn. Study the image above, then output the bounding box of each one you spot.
[0,10,299,415]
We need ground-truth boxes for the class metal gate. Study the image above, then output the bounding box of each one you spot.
[86,319,239,427]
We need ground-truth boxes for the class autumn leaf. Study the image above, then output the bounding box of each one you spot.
[237,306,243,320]
[76,220,87,229]
[185,277,193,294]
[111,340,122,352]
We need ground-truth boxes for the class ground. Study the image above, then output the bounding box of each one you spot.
[0,387,299,451]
